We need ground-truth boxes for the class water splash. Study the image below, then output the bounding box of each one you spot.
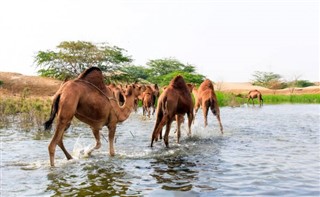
[72,134,94,159]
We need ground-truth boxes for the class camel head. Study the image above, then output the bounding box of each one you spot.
[186,83,195,93]
[125,84,141,98]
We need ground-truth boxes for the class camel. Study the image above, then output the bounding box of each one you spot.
[151,83,160,102]
[44,67,140,166]
[186,83,195,93]
[132,83,146,112]
[142,85,155,117]
[247,89,263,106]
[151,75,194,147]
[107,83,125,106]
[193,79,223,133]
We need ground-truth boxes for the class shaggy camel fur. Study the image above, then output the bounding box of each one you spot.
[151,75,194,147]
[247,89,263,106]
[44,67,140,166]
[194,79,223,133]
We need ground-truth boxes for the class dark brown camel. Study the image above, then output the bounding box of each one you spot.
[44,67,140,166]
[247,89,263,106]
[151,75,194,147]
[193,79,223,133]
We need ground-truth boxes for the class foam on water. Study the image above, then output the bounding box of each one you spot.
[72,134,94,159]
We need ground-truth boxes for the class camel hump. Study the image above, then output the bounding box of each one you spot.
[249,89,259,94]
[77,67,107,92]
[170,75,188,90]
[200,79,214,90]
[145,85,153,94]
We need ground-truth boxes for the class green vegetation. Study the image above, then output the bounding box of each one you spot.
[35,41,132,80]
[215,92,320,107]
[262,94,320,104]
[251,71,315,91]
[294,80,315,88]
[34,41,205,84]
[0,95,51,130]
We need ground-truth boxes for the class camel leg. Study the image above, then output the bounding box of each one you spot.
[135,99,139,112]
[142,106,146,116]
[151,115,168,147]
[176,115,182,143]
[152,105,156,115]
[163,118,174,147]
[48,120,72,166]
[187,112,193,137]
[58,123,72,158]
[194,99,200,114]
[210,105,223,134]
[147,107,150,118]
[87,128,102,155]
[107,125,116,156]
[216,114,223,134]
[202,106,209,127]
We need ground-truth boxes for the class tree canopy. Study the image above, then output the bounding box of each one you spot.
[35,41,132,80]
[34,41,206,85]
[251,71,283,88]
[145,58,204,85]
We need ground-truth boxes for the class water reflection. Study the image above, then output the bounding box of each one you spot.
[46,159,131,196]
[150,156,197,191]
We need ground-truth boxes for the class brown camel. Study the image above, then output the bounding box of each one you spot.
[194,79,223,133]
[133,83,147,112]
[142,86,155,117]
[44,67,140,166]
[151,84,160,103]
[247,89,263,106]
[107,83,125,106]
[151,75,194,147]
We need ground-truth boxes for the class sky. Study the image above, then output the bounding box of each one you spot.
[0,0,318,82]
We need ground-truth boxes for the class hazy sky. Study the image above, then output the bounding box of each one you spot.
[0,0,318,82]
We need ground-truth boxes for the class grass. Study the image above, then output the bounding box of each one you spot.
[262,94,320,104]
[0,95,52,131]
[216,92,320,107]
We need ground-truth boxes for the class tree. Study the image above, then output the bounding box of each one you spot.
[251,71,282,88]
[145,58,204,85]
[146,58,192,77]
[119,65,150,82]
[156,71,205,87]
[34,41,132,80]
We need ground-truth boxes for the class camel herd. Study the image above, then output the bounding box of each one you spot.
[44,67,262,166]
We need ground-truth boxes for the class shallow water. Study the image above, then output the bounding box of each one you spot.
[1,104,320,196]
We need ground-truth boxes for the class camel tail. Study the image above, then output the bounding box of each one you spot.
[44,94,61,131]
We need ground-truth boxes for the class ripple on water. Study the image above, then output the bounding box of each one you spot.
[1,104,320,196]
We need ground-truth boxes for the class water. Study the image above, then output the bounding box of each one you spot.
[1,104,319,196]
